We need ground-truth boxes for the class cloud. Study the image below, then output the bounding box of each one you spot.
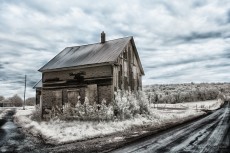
[0,0,230,98]
[0,63,4,69]
[176,31,223,42]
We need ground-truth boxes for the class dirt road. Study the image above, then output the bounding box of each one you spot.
[111,102,230,153]
[0,109,48,153]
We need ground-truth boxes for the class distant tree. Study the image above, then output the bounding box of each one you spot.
[1,99,11,107]
[9,94,23,107]
[0,96,4,101]
[143,83,230,103]
[25,97,36,106]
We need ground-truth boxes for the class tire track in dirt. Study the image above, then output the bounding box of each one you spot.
[111,102,230,153]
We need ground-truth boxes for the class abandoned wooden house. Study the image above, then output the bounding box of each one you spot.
[34,32,144,117]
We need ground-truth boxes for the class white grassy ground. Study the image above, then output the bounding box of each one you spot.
[152,99,224,110]
[13,100,223,145]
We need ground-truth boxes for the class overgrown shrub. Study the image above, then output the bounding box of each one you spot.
[31,105,42,122]
[61,97,114,121]
[45,90,150,121]
[113,90,150,120]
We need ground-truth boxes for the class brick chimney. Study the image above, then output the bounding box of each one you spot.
[101,31,105,43]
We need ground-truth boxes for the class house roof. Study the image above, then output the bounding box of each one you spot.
[39,36,133,72]
[33,79,42,89]
[38,36,144,74]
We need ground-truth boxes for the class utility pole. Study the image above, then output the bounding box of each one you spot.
[23,75,27,110]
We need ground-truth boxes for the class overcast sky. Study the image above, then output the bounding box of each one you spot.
[0,0,230,98]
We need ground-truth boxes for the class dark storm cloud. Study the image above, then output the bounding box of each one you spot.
[0,38,29,48]
[70,38,91,46]
[205,63,230,69]
[222,50,230,59]
[27,80,38,87]
[192,0,207,8]
[13,0,70,17]
[0,38,47,53]
[146,51,230,70]
[227,10,230,23]
[176,31,223,42]
[145,57,209,69]
[0,67,39,90]
[0,62,10,70]
[226,53,230,59]
[0,72,6,81]
[149,71,187,79]
[27,47,48,51]
[0,63,3,69]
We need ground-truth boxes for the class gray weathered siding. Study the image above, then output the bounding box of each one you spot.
[113,41,142,91]
[43,65,112,82]
[41,65,114,119]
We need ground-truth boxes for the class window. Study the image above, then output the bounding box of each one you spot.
[123,50,127,59]
[85,84,97,104]
[67,90,79,107]
[124,61,127,77]
[133,66,137,79]
[52,90,63,112]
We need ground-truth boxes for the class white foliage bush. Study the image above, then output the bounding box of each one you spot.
[31,105,42,122]
[137,90,150,115]
[46,90,150,121]
[61,97,114,121]
[113,90,150,120]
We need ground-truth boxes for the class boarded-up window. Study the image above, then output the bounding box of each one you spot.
[129,46,134,64]
[139,75,142,89]
[52,90,63,114]
[124,61,127,77]
[36,90,41,105]
[67,90,79,107]
[53,90,62,107]
[137,74,141,90]
[114,67,118,89]
[133,66,137,79]
[118,72,121,89]
[123,50,127,59]
[85,84,98,104]
[124,77,128,90]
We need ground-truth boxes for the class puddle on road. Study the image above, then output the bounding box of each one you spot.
[2,120,18,130]
[2,119,18,130]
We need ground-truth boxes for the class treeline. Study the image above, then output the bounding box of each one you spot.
[0,95,35,107]
[144,83,230,104]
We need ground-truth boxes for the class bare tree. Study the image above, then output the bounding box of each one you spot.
[25,97,36,106]
[0,96,4,102]
[143,83,229,103]
[9,94,23,107]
